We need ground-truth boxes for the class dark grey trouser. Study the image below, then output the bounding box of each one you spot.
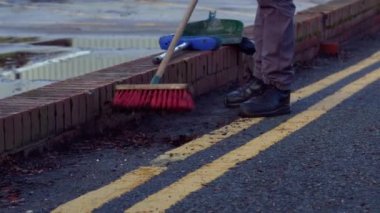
[253,0,296,90]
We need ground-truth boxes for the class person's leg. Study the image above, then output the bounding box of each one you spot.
[257,0,296,90]
[253,5,264,81]
[240,0,296,117]
[224,6,265,108]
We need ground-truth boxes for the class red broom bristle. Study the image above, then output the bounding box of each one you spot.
[168,90,175,109]
[150,90,159,109]
[125,90,137,108]
[142,90,151,108]
[159,90,166,110]
[124,90,134,107]
[157,90,164,110]
[112,91,123,106]
[163,90,169,110]
[113,88,194,111]
[129,90,141,108]
[135,90,145,108]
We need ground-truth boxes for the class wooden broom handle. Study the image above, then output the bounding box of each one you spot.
[154,0,198,79]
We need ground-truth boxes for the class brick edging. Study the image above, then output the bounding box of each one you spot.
[1,0,379,156]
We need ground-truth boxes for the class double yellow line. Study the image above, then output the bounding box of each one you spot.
[52,52,380,213]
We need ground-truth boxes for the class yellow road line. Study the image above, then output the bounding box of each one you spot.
[52,167,166,213]
[51,52,379,213]
[126,66,380,213]
[151,52,380,166]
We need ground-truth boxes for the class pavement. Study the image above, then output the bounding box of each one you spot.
[0,0,330,37]
[0,0,330,99]
[0,30,379,212]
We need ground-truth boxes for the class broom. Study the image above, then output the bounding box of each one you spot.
[113,0,198,111]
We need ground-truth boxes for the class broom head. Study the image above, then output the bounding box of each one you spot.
[113,83,194,111]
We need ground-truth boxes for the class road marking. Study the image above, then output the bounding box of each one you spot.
[53,52,380,212]
[51,167,166,213]
[51,52,379,212]
[151,52,380,166]
[125,66,380,213]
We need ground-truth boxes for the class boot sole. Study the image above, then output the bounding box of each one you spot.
[239,105,291,118]
[225,102,241,108]
[224,98,243,108]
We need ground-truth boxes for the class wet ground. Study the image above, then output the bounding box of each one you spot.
[0,32,379,212]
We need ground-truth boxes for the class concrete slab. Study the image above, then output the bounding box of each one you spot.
[0,0,330,37]
[0,0,330,99]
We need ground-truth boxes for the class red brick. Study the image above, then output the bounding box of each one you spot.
[225,66,239,83]
[22,112,32,145]
[295,12,323,43]
[146,70,155,83]
[106,84,114,103]
[223,48,230,69]
[139,69,155,84]
[39,106,49,139]
[86,89,100,121]
[4,117,14,151]
[177,61,188,83]
[31,109,40,141]
[215,50,223,73]
[0,118,4,153]
[216,66,239,88]
[120,77,133,85]
[320,42,340,55]
[185,57,196,83]
[193,74,216,97]
[99,85,114,113]
[129,74,143,84]
[296,37,320,53]
[295,45,320,62]
[71,96,80,126]
[238,54,254,84]
[47,104,55,135]
[222,48,231,70]
[228,47,239,67]
[216,70,227,88]
[13,113,23,148]
[206,52,216,75]
[196,55,207,80]
[55,101,64,133]
[63,99,71,130]
[78,94,87,124]
[99,85,107,112]
[163,64,178,83]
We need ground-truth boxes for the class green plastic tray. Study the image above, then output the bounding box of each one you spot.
[183,12,244,45]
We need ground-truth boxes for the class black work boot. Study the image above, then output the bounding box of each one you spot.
[225,77,264,108]
[239,85,291,117]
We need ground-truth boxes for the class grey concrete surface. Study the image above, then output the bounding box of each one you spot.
[0,0,330,99]
[0,0,330,37]
[0,32,379,212]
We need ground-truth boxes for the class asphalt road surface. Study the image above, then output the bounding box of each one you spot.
[1,31,379,212]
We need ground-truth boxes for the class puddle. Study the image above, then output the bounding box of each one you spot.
[0,79,51,99]
[0,36,38,44]
[0,51,63,71]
